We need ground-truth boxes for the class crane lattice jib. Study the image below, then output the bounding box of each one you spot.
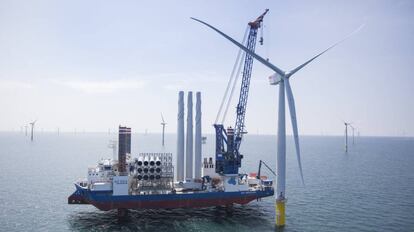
[234,28,257,151]
[233,9,267,151]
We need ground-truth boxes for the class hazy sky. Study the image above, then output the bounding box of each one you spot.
[1,0,413,136]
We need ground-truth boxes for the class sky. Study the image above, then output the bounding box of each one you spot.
[0,0,413,136]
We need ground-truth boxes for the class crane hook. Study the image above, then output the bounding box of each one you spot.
[259,22,264,45]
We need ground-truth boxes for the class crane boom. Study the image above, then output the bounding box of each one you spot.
[214,9,268,175]
[234,26,258,150]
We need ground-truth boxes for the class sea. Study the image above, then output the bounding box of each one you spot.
[0,132,413,232]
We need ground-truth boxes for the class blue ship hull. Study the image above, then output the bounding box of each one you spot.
[69,184,274,211]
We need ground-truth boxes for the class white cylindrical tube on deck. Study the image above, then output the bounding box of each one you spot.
[138,156,143,166]
[194,92,202,179]
[155,156,161,166]
[185,91,194,180]
[144,155,149,166]
[149,155,155,166]
[176,91,185,182]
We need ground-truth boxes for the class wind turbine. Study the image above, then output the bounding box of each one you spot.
[350,124,356,145]
[29,120,37,142]
[191,16,361,227]
[108,140,117,161]
[344,122,349,152]
[161,113,167,147]
[344,122,352,152]
[24,125,28,136]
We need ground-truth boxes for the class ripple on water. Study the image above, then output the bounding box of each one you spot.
[67,205,276,232]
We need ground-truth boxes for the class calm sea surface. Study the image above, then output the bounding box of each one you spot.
[0,132,413,231]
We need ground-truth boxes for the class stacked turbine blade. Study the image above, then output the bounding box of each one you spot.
[132,153,173,189]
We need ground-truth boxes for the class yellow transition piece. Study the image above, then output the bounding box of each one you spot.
[276,200,285,226]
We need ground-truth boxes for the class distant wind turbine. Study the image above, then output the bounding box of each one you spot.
[29,120,37,141]
[25,125,28,136]
[108,140,117,160]
[344,122,351,152]
[161,113,167,147]
[350,124,356,145]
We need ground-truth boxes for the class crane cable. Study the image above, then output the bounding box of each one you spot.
[222,48,245,124]
[263,14,270,61]
[214,26,249,124]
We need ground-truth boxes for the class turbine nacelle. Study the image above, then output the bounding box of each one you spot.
[269,70,297,85]
[269,73,283,85]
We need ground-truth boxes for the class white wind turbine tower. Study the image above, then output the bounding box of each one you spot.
[344,122,351,152]
[350,124,356,145]
[191,17,362,227]
[161,113,167,147]
[29,120,37,142]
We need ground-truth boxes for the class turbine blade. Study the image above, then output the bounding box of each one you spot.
[285,79,305,185]
[288,24,365,77]
[190,17,285,76]
[161,113,165,123]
